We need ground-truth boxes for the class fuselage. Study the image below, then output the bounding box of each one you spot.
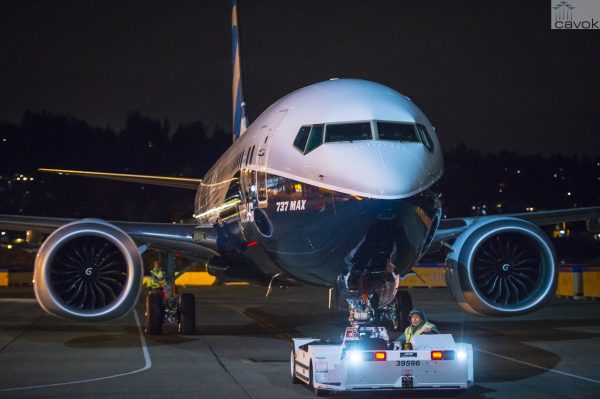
[195,79,443,286]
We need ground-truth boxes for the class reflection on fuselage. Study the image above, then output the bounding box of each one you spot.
[200,170,440,286]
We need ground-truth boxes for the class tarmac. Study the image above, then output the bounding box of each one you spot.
[0,284,599,399]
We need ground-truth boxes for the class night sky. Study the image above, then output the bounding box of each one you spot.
[1,0,599,156]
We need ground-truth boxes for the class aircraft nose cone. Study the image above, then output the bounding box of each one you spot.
[306,141,434,199]
[378,142,427,197]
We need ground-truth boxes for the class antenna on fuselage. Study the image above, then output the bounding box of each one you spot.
[232,0,248,142]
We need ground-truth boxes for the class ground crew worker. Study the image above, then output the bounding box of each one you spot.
[147,260,166,289]
[396,309,439,348]
[146,260,169,301]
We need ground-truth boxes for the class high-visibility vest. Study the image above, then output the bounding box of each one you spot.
[404,322,437,343]
[148,269,165,288]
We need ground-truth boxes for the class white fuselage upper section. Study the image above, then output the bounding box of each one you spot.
[196,79,443,218]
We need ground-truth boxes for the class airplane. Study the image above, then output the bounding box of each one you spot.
[1,1,600,335]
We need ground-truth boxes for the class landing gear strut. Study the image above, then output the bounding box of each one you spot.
[371,290,413,331]
[342,272,413,332]
[389,290,413,331]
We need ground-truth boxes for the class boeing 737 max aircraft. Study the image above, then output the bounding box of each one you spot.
[1,2,599,335]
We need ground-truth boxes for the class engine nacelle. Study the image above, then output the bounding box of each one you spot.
[445,217,557,316]
[33,219,143,321]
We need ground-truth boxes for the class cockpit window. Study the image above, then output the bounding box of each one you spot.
[293,126,311,153]
[325,122,372,143]
[293,121,435,153]
[293,125,324,155]
[377,122,420,142]
[304,125,323,154]
[416,124,434,152]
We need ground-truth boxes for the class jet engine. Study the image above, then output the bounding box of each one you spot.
[445,217,557,316]
[33,219,143,321]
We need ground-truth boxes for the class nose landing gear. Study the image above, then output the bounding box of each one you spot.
[379,290,412,331]
[342,272,413,331]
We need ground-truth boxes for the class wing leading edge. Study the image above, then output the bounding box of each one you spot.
[432,205,600,247]
[0,169,215,257]
[38,168,202,190]
[0,214,219,258]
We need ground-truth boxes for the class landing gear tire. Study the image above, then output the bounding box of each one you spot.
[178,293,196,335]
[309,361,329,396]
[146,291,163,335]
[395,290,413,331]
[290,350,300,384]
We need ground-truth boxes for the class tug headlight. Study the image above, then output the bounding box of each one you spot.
[457,350,467,360]
[345,350,387,363]
[348,350,363,363]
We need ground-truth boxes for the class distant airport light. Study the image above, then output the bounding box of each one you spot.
[526,207,535,212]
[1,231,6,235]
[553,173,558,178]
[516,169,521,174]
[567,192,572,196]
[6,244,12,250]
[246,241,258,247]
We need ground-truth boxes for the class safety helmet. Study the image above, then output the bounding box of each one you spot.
[408,309,426,321]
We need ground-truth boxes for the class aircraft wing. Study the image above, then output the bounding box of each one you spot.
[432,205,600,247]
[0,214,219,258]
[38,168,202,190]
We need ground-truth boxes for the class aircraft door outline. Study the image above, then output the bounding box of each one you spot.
[256,109,287,208]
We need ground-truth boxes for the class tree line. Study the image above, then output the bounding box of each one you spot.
[0,111,230,177]
[1,111,599,222]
